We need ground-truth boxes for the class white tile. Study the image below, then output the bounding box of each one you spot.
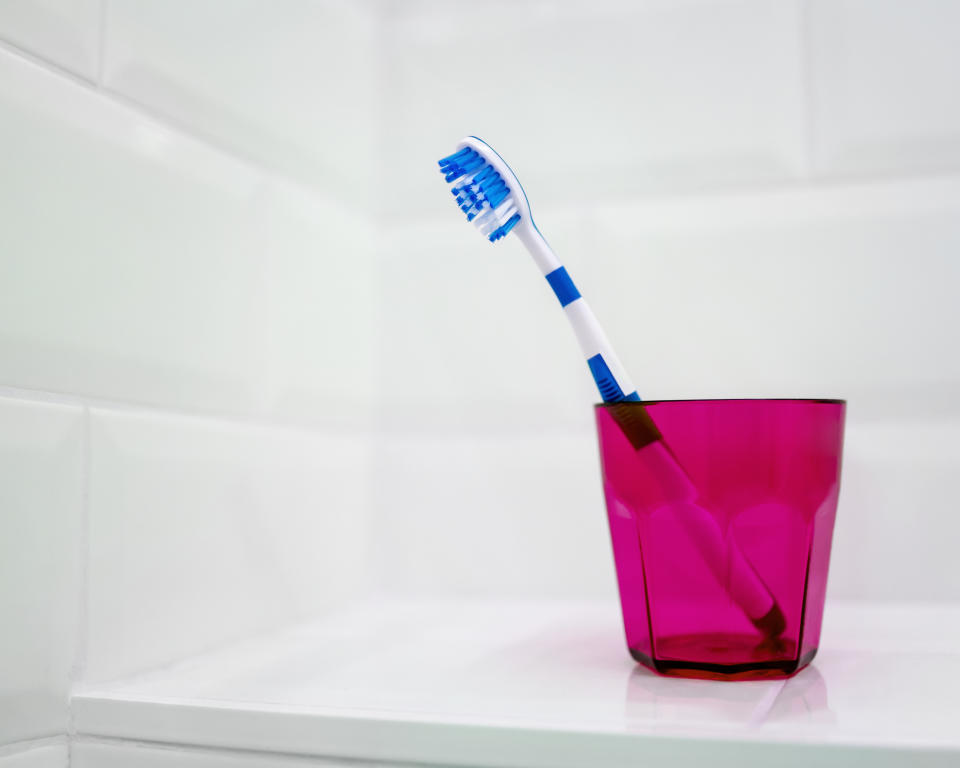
[72,741,383,767]
[84,408,371,683]
[252,183,378,428]
[377,211,598,435]
[0,47,265,416]
[102,0,379,204]
[587,177,960,416]
[0,0,100,80]
[383,0,805,218]
[810,0,960,177]
[0,398,83,744]
[829,418,960,602]
[371,432,616,601]
[0,742,67,768]
[0,48,376,427]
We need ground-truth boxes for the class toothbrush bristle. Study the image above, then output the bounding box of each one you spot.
[438,146,521,243]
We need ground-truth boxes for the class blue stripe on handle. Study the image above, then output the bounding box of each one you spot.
[587,353,626,402]
[544,266,581,307]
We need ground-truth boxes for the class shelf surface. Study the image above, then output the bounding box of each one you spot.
[74,600,960,767]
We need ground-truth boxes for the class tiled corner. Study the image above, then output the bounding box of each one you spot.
[0,398,83,745]
[371,431,616,601]
[382,0,806,218]
[809,0,960,178]
[0,46,266,415]
[0,742,67,768]
[84,408,371,683]
[0,46,376,428]
[0,0,100,81]
[102,0,379,205]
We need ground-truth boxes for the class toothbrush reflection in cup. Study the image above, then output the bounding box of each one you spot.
[602,403,786,639]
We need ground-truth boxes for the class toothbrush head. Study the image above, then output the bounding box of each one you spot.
[438,137,534,243]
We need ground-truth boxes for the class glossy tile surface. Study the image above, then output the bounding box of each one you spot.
[102,0,378,204]
[383,0,805,217]
[586,178,960,414]
[0,741,67,768]
[370,431,613,600]
[0,398,83,744]
[0,0,100,80]
[809,0,960,177]
[85,408,370,683]
[377,212,593,435]
[0,46,375,425]
[74,601,960,767]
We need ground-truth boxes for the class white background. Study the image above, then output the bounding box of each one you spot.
[1,0,959,762]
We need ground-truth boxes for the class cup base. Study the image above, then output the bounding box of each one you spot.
[630,637,817,681]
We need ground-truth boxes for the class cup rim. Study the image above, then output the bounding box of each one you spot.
[595,398,846,407]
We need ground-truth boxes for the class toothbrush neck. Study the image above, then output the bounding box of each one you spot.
[516,224,562,275]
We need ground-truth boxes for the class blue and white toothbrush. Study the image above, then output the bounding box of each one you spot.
[438,136,787,639]
[439,136,640,404]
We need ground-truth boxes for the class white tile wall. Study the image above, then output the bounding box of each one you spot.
[0,398,83,744]
[102,0,379,205]
[832,419,960,602]
[0,741,68,768]
[84,408,370,683]
[585,177,960,415]
[253,182,378,428]
[0,0,100,81]
[382,0,806,218]
[810,0,960,178]
[377,211,596,435]
[0,46,376,427]
[388,177,960,434]
[371,431,616,601]
[370,423,960,604]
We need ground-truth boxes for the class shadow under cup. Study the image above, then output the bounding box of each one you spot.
[595,399,846,681]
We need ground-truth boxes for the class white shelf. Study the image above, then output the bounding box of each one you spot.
[74,600,960,767]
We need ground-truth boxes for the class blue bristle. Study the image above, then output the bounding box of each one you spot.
[460,158,483,174]
[486,185,509,209]
[439,145,521,239]
[438,147,471,166]
[474,165,495,184]
[488,213,521,242]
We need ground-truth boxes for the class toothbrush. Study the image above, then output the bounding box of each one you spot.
[440,137,640,403]
[438,137,786,639]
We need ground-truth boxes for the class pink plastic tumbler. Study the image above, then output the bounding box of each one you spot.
[596,399,845,680]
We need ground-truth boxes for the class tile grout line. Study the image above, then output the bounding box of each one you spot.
[0,384,371,438]
[96,0,108,88]
[0,38,364,219]
[0,36,96,86]
[66,407,93,768]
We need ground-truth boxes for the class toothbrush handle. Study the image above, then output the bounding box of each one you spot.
[516,226,639,402]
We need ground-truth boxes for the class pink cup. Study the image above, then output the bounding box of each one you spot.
[595,399,846,680]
